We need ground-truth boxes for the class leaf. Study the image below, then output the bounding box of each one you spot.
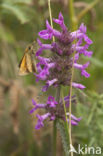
[14,0,32,5]
[82,56,103,67]
[2,0,32,5]
[1,3,29,24]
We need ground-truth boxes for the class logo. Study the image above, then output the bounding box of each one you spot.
[69,144,102,155]
[69,144,77,154]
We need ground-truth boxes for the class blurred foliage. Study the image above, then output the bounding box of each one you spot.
[74,90,103,147]
[0,0,103,156]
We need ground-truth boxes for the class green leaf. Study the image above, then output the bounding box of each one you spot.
[83,56,103,67]
[14,0,32,5]
[2,0,32,5]
[1,3,29,24]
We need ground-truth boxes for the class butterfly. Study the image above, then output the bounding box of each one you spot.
[18,42,37,76]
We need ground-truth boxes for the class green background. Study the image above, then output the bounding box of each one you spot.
[0,0,103,155]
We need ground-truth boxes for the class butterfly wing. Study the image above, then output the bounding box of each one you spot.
[18,42,37,76]
[25,46,37,73]
[18,54,29,75]
[25,53,33,73]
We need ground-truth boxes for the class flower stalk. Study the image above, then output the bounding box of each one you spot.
[68,1,77,155]
[48,0,55,42]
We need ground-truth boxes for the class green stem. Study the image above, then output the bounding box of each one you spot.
[48,0,55,42]
[77,0,101,21]
[68,0,78,30]
[68,1,78,156]
[53,119,57,156]
[62,90,69,133]
[53,86,61,156]
[62,90,70,155]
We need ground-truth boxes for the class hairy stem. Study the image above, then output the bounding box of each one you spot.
[53,119,57,156]
[62,90,70,155]
[53,86,61,156]
[62,90,69,132]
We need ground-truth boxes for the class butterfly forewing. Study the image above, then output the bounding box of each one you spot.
[18,42,37,76]
[19,54,29,75]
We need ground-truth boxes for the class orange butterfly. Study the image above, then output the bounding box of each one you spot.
[19,42,37,76]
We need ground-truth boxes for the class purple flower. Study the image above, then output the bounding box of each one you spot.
[35,12,92,90]
[53,12,67,31]
[74,62,90,78]
[29,99,46,114]
[67,119,79,126]
[37,38,53,49]
[47,79,58,86]
[42,84,49,92]
[47,96,58,107]
[84,50,93,57]
[66,112,82,122]
[72,82,86,89]
[35,56,55,81]
[35,113,50,129]
[30,12,93,130]
[79,23,87,33]
[39,20,61,40]
[30,95,81,129]
[63,95,76,107]
[71,23,93,45]
[42,79,58,92]
[66,112,82,126]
